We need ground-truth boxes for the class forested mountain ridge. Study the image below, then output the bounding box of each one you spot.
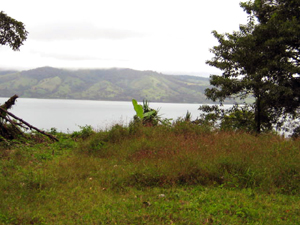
[0,67,213,103]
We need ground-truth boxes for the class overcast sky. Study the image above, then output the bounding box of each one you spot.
[1,0,248,77]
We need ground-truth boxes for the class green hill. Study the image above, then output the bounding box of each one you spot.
[0,67,213,103]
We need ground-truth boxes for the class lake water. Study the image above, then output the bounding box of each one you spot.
[0,97,209,133]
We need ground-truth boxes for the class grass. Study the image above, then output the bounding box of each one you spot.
[1,122,300,224]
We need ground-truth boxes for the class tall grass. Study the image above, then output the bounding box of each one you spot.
[77,121,300,194]
[1,121,300,224]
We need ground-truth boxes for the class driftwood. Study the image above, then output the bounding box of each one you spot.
[0,95,59,142]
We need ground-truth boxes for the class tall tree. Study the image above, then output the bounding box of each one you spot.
[205,0,300,133]
[241,0,300,114]
[0,11,28,50]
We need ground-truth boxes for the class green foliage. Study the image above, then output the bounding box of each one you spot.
[221,109,256,132]
[106,124,130,143]
[0,11,28,50]
[206,0,300,134]
[184,110,192,122]
[132,99,171,127]
[78,124,132,155]
[140,100,159,126]
[172,119,212,136]
[198,104,259,133]
[71,125,95,140]
[132,99,144,119]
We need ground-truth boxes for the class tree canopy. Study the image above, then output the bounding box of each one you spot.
[205,0,300,134]
[0,11,28,50]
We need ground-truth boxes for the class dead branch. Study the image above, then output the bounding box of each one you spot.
[2,94,18,110]
[4,114,25,137]
[0,107,59,142]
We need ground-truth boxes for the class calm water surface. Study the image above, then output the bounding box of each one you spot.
[0,98,208,132]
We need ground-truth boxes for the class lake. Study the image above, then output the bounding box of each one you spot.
[0,97,209,133]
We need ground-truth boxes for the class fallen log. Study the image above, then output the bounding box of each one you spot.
[0,95,59,142]
[0,107,59,142]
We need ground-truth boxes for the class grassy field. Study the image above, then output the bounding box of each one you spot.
[1,122,300,224]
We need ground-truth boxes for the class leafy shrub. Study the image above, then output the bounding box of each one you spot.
[220,109,256,132]
[71,125,95,140]
[77,130,108,155]
[107,124,130,143]
[128,119,143,136]
[77,124,130,155]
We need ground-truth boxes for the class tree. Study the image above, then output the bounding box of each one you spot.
[204,0,300,134]
[241,0,300,114]
[0,11,28,50]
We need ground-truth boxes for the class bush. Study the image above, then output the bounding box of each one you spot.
[107,124,130,143]
[71,125,95,140]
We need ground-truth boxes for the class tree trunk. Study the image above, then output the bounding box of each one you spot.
[255,96,261,134]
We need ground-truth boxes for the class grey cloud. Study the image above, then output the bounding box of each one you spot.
[40,53,100,61]
[30,22,145,41]
[35,51,128,62]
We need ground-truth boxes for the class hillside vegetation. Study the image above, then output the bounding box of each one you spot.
[0,67,211,103]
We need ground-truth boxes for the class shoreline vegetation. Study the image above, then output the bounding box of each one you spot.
[1,119,300,224]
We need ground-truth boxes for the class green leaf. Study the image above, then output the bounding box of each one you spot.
[132,99,144,119]
[143,111,156,118]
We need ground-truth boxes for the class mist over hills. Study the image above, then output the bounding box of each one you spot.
[0,67,214,103]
